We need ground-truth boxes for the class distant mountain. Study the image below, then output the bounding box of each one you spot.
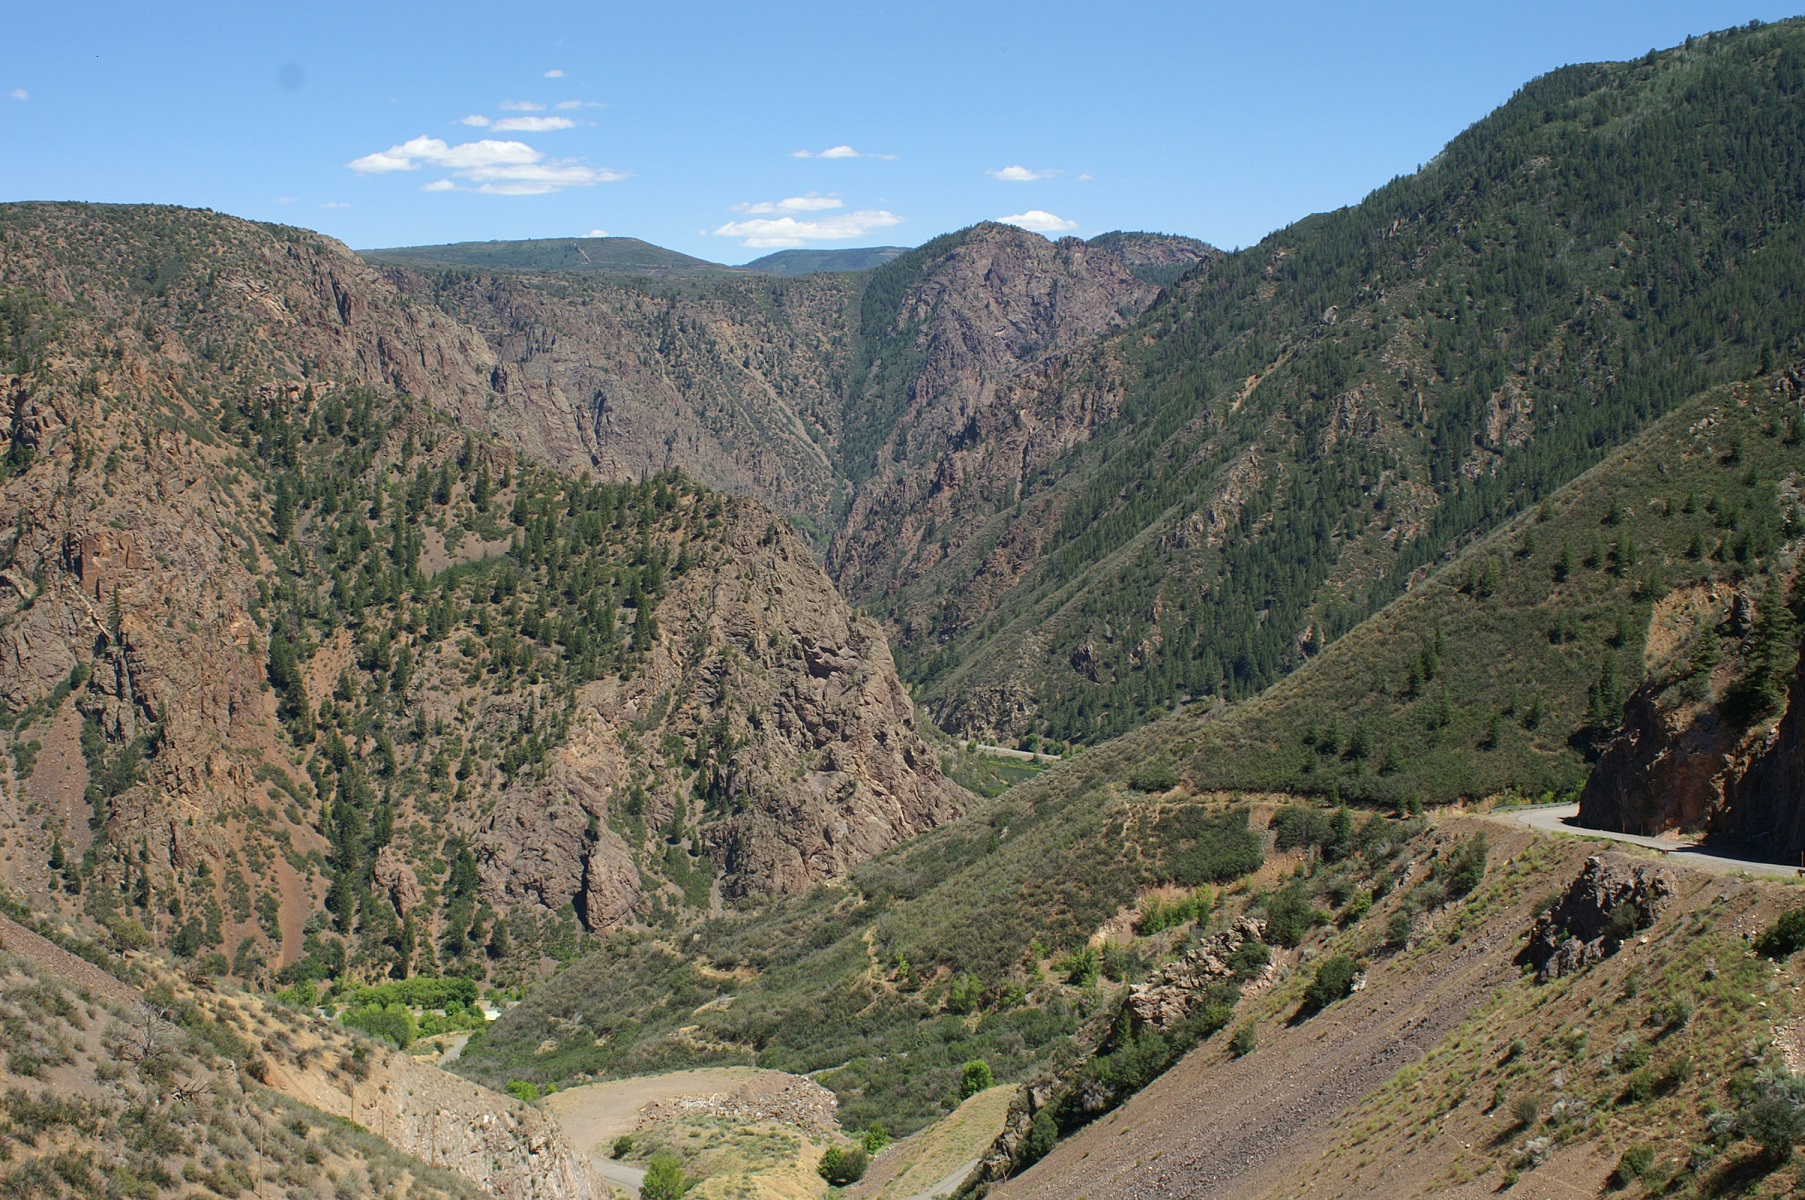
[741,246,910,275]
[361,235,733,276]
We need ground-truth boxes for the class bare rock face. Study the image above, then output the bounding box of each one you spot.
[1724,658,1805,860]
[1576,677,1743,835]
[829,224,1218,605]
[1126,917,1265,1033]
[1519,855,1675,982]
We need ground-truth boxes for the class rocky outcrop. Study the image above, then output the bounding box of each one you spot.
[1724,658,1805,859]
[1575,678,1743,835]
[1127,917,1265,1032]
[1519,855,1675,982]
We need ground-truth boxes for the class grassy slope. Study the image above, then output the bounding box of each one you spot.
[1171,366,1803,806]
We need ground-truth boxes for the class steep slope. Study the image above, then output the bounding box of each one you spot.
[1149,360,1804,808]
[0,201,965,988]
[979,832,1799,1200]
[828,223,1219,600]
[0,903,600,1200]
[885,20,1805,745]
[395,266,862,538]
[402,223,1214,549]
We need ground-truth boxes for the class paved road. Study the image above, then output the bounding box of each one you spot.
[1491,802,1802,879]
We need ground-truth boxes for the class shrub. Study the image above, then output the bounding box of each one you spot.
[1439,834,1488,899]
[960,1060,994,1099]
[1609,1144,1655,1188]
[343,1003,416,1050]
[1229,1025,1256,1057]
[1744,1096,1805,1162]
[1264,885,1325,948]
[611,1135,632,1159]
[945,973,984,1015]
[1383,910,1413,949]
[642,1151,687,1200]
[1058,945,1101,986]
[1510,1094,1540,1127]
[1620,1068,1655,1103]
[1757,909,1805,960]
[861,1124,889,1155]
[816,1145,869,1185]
[1229,939,1270,980]
[1301,955,1359,1013]
[1022,1108,1057,1166]
[504,1080,540,1103]
[1128,760,1179,793]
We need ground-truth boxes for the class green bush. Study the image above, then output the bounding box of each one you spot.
[610,1135,632,1159]
[1301,955,1359,1013]
[504,1080,540,1103]
[960,1060,994,1099]
[1229,1025,1256,1057]
[1745,1096,1805,1162]
[1263,885,1326,948]
[861,1124,889,1154]
[1022,1108,1057,1166]
[1757,908,1805,960]
[641,1151,687,1200]
[1609,1144,1655,1188]
[343,1003,416,1050]
[816,1145,869,1185]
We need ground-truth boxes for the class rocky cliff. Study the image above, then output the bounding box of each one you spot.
[0,201,966,985]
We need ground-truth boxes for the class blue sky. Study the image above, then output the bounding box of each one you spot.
[3,1,1801,262]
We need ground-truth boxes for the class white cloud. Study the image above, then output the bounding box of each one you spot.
[423,179,456,192]
[713,209,903,248]
[988,165,1058,182]
[322,201,350,208]
[348,134,624,194]
[995,209,1079,233]
[7,88,25,102]
[276,196,296,204]
[583,229,609,237]
[491,115,574,132]
[543,69,564,78]
[1076,172,1095,181]
[499,100,545,111]
[793,144,867,159]
[460,114,490,126]
[556,99,583,109]
[732,193,843,215]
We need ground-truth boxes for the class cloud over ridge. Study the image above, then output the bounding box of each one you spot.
[347,135,624,195]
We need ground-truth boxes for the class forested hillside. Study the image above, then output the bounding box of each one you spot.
[893,20,1805,745]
